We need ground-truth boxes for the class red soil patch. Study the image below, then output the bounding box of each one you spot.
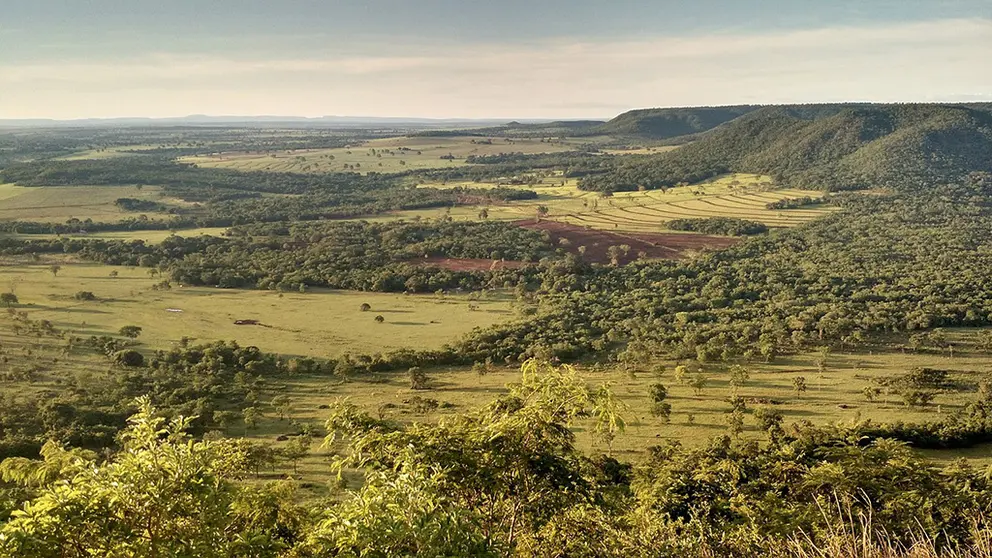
[417,257,528,272]
[517,220,739,265]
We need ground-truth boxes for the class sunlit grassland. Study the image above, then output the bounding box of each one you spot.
[181,135,594,174]
[397,173,839,230]
[2,227,230,243]
[0,183,173,222]
[56,146,159,160]
[2,258,990,485]
[602,145,682,155]
[0,259,516,358]
[257,336,992,485]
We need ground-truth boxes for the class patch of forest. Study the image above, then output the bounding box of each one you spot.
[0,158,537,231]
[0,220,561,292]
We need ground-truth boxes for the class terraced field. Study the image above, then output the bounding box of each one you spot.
[558,187,832,231]
[414,173,838,232]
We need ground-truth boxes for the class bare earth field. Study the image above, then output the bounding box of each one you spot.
[519,220,740,264]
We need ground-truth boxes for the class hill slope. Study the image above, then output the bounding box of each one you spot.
[580,104,992,192]
[597,105,761,139]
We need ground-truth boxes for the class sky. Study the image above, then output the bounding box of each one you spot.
[1,0,990,120]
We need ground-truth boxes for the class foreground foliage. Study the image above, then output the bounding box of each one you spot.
[2,362,992,557]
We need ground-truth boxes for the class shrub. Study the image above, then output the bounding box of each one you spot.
[112,349,145,367]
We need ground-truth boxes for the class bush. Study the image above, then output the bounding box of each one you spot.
[112,349,145,367]
[118,325,143,339]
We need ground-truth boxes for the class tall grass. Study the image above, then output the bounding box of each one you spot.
[778,510,992,558]
[783,528,992,558]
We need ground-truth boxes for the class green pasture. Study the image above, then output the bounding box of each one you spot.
[0,183,173,223]
[402,173,837,231]
[57,146,156,160]
[2,257,991,484]
[254,337,992,484]
[181,135,591,174]
[602,145,682,155]
[0,259,516,358]
[3,227,229,243]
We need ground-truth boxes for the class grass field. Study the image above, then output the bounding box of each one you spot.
[404,173,838,231]
[0,183,174,222]
[2,257,990,486]
[182,135,593,174]
[602,145,682,155]
[57,146,155,160]
[255,335,992,484]
[2,227,230,243]
[0,259,515,358]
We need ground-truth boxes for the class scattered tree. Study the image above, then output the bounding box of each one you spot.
[118,325,142,339]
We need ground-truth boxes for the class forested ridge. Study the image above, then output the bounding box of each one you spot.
[596,105,760,139]
[581,104,992,192]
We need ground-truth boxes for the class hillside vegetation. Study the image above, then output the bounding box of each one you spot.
[581,104,992,192]
[597,105,760,139]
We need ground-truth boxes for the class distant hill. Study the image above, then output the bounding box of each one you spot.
[580,104,992,192]
[411,120,607,138]
[596,105,762,139]
[0,115,550,130]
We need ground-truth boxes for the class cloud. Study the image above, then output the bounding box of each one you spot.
[1,18,989,118]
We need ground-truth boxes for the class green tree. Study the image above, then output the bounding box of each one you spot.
[280,435,311,475]
[213,410,239,431]
[975,331,992,353]
[272,395,293,421]
[688,373,708,396]
[322,360,626,549]
[862,386,882,402]
[112,349,144,367]
[793,376,808,398]
[728,365,750,392]
[243,406,260,435]
[726,409,745,437]
[408,366,430,390]
[297,467,496,557]
[901,389,936,408]
[0,293,18,307]
[0,398,291,556]
[118,325,142,339]
[753,406,784,440]
[648,383,671,422]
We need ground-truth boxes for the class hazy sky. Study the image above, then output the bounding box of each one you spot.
[1,0,990,119]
